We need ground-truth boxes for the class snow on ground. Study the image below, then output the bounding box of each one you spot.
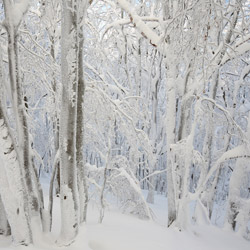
[0,192,249,250]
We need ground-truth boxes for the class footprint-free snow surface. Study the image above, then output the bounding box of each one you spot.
[0,193,249,250]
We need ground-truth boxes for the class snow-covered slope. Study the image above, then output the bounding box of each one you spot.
[0,193,249,250]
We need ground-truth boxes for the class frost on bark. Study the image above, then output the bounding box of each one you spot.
[146,54,163,205]
[226,112,250,235]
[226,159,249,234]
[0,2,32,244]
[58,0,85,244]
[0,104,32,245]
[3,0,39,215]
[200,4,240,219]
[76,5,88,223]
[0,196,10,236]
[166,76,177,226]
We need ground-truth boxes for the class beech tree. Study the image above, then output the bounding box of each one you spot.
[0,0,249,246]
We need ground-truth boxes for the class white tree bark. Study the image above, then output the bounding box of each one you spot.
[3,0,39,215]
[166,74,177,226]
[0,104,32,245]
[0,195,10,236]
[0,5,32,244]
[58,0,88,243]
[76,6,89,223]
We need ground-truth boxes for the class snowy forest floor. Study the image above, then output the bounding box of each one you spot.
[0,187,249,250]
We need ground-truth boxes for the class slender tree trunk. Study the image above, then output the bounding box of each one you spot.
[166,74,177,226]
[50,28,61,196]
[58,0,82,243]
[162,0,178,227]
[0,19,11,239]
[0,196,10,236]
[200,7,240,217]
[48,151,59,231]
[99,166,108,223]
[76,21,89,223]
[226,112,250,231]
[226,159,247,231]
[0,104,32,245]
[3,0,39,215]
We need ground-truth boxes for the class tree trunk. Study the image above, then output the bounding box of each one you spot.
[3,0,39,215]
[0,104,32,245]
[58,0,82,244]
[166,76,177,226]
[76,24,88,224]
[0,196,10,236]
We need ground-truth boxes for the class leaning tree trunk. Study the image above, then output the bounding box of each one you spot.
[0,5,32,244]
[3,0,39,215]
[0,20,10,239]
[0,196,10,236]
[0,103,32,245]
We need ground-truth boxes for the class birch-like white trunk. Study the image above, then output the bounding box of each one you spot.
[58,0,83,243]
[200,6,240,218]
[166,74,177,226]
[0,5,32,243]
[76,3,89,222]
[77,35,89,224]
[163,0,177,227]
[3,0,39,215]
[226,112,250,233]
[0,196,10,236]
[147,73,160,204]
[0,105,32,245]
